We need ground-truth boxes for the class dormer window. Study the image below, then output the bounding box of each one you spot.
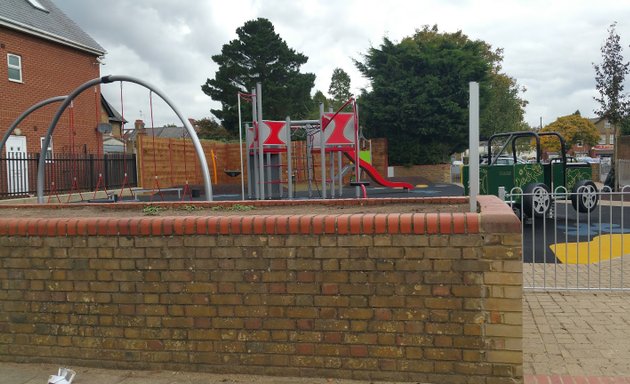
[26,0,49,12]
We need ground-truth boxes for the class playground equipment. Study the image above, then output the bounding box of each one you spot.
[238,83,413,200]
[30,75,212,203]
[462,130,597,218]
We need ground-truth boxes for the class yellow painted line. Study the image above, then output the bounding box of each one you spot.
[416,184,428,188]
[551,234,630,264]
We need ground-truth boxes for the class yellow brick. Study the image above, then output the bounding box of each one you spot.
[501,234,522,246]
[484,272,522,286]
[502,260,523,273]
[484,298,522,312]
[486,350,522,364]
[482,246,519,260]
[391,235,429,247]
[485,324,522,338]
[504,286,522,299]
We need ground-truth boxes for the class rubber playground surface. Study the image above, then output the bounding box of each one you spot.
[523,202,630,264]
[151,176,465,202]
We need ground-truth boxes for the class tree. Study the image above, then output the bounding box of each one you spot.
[308,90,328,119]
[328,68,352,110]
[593,22,630,189]
[195,117,235,141]
[202,18,316,135]
[539,113,600,154]
[356,25,526,165]
[480,72,528,139]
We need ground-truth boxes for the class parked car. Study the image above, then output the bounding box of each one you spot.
[576,156,600,164]
[481,155,527,165]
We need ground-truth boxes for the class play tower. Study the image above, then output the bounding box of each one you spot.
[239,83,413,200]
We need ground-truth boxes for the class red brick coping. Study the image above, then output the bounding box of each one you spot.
[0,196,518,237]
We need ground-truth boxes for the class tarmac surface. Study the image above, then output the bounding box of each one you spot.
[2,290,630,384]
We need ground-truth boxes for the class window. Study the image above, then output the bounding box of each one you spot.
[599,134,607,145]
[40,137,53,162]
[7,54,22,82]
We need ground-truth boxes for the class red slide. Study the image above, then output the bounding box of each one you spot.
[342,150,414,190]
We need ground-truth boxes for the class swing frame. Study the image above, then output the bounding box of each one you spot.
[35,75,213,204]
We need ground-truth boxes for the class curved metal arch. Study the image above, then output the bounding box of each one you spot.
[0,96,67,155]
[37,75,213,203]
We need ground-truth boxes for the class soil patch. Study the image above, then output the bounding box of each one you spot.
[0,202,467,218]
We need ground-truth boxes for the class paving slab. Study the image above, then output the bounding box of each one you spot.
[0,362,410,384]
[524,291,630,377]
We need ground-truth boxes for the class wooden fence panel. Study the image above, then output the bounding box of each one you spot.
[136,135,388,189]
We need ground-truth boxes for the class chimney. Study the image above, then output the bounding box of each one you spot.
[134,119,146,135]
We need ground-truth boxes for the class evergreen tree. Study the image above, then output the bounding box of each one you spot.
[195,117,235,141]
[328,68,352,109]
[356,25,526,165]
[308,90,328,119]
[202,18,315,134]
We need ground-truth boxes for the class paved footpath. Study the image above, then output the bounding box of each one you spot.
[524,291,630,382]
[2,291,630,384]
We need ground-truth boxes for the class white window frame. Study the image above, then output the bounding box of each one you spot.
[40,137,54,163]
[7,54,22,83]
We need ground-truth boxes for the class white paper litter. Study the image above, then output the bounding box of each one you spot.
[47,367,76,384]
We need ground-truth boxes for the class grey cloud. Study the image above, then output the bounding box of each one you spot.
[54,0,630,130]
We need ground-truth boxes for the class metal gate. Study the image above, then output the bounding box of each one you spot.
[507,186,630,291]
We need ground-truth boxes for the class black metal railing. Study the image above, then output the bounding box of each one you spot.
[0,152,137,199]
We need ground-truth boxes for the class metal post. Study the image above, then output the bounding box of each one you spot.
[251,88,258,199]
[354,99,360,188]
[266,152,272,198]
[330,152,335,198]
[469,82,480,212]
[338,151,343,196]
[320,103,326,199]
[237,93,245,200]
[286,116,293,199]
[256,82,265,200]
[246,123,253,199]
[307,132,313,198]
[354,102,361,198]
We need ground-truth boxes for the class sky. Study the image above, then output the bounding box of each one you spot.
[54,0,630,130]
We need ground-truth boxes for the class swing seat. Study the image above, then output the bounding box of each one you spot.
[224,169,241,177]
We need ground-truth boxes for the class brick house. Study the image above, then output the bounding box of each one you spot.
[588,116,615,158]
[0,0,105,158]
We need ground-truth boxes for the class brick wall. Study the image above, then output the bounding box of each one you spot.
[0,26,102,154]
[618,136,630,160]
[392,165,451,183]
[0,196,522,383]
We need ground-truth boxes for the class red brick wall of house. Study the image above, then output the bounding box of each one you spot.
[0,26,102,155]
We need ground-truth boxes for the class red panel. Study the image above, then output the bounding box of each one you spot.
[323,113,353,146]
